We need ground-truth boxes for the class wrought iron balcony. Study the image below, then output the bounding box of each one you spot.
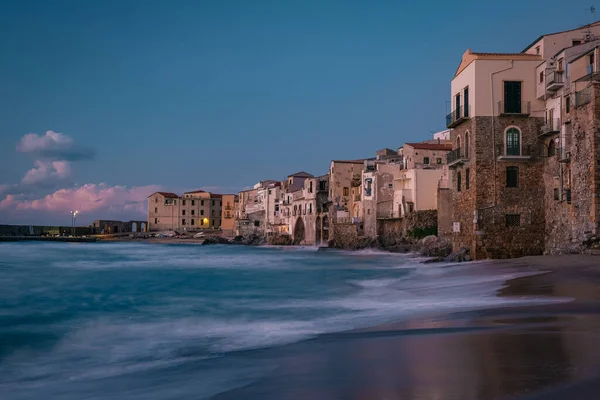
[446,147,470,167]
[498,101,531,115]
[446,105,470,128]
[546,71,564,91]
[539,118,561,137]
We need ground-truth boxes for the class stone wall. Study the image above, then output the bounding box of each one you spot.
[376,218,402,246]
[404,210,438,239]
[329,223,358,248]
[543,83,600,253]
[0,225,92,236]
[437,188,453,238]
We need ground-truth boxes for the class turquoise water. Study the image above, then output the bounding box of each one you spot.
[0,242,547,399]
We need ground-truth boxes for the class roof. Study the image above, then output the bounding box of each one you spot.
[404,142,453,151]
[454,49,542,77]
[148,191,179,199]
[183,190,206,194]
[331,159,368,164]
[569,45,599,63]
[210,194,223,199]
[521,20,600,53]
[287,171,313,178]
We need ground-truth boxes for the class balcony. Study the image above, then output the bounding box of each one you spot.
[498,101,531,116]
[354,195,361,201]
[557,147,571,163]
[546,71,564,91]
[446,147,470,168]
[446,105,470,128]
[575,87,591,107]
[538,118,561,138]
[497,145,533,162]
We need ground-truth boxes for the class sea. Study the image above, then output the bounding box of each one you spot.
[0,242,554,399]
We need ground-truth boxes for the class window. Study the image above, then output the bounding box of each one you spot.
[309,203,312,214]
[268,190,272,195]
[367,209,371,215]
[212,210,215,216]
[566,189,572,204]
[220,201,222,206]
[423,157,430,165]
[254,220,260,227]
[191,209,195,215]
[573,40,581,46]
[388,183,393,189]
[309,181,313,193]
[465,168,470,190]
[554,188,559,201]
[212,200,215,206]
[506,167,519,187]
[154,218,158,224]
[191,200,195,206]
[505,214,521,227]
[183,200,186,206]
[539,71,544,83]
[200,219,204,226]
[465,132,470,157]
[200,210,204,216]
[191,219,195,225]
[319,180,327,191]
[437,158,442,164]
[535,46,540,54]
[548,139,556,157]
[343,187,349,196]
[201,200,204,206]
[182,210,186,216]
[174,200,177,205]
[463,87,469,117]
[566,96,571,113]
[558,59,564,71]
[504,81,522,113]
[155,198,158,203]
[457,172,462,192]
[182,219,186,225]
[154,207,157,213]
[506,128,521,156]
[212,220,215,227]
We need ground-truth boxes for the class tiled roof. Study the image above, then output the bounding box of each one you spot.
[287,171,313,178]
[521,20,600,52]
[210,194,223,199]
[149,192,179,198]
[404,142,453,151]
[183,190,206,194]
[331,159,368,164]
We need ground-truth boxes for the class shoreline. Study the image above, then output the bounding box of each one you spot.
[211,254,600,400]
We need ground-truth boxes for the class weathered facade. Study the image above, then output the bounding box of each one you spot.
[147,190,224,232]
[90,220,147,234]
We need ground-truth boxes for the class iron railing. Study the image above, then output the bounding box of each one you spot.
[498,101,531,115]
[446,147,469,164]
[557,147,571,162]
[546,71,564,91]
[540,118,561,135]
[446,105,470,128]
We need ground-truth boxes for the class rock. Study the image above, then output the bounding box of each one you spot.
[268,235,292,245]
[444,247,470,262]
[418,235,452,258]
[242,234,266,246]
[422,257,445,264]
[201,236,231,245]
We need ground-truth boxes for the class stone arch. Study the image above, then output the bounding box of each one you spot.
[140,222,146,232]
[293,217,305,245]
[315,216,322,245]
[132,222,138,232]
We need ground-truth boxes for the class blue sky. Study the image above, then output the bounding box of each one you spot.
[0,0,596,224]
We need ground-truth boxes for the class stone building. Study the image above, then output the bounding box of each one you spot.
[441,21,600,259]
[147,190,224,232]
[90,220,147,234]
[362,161,402,238]
[327,160,367,239]
[220,194,237,235]
[399,142,452,170]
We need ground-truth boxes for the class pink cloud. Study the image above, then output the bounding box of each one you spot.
[16,130,95,161]
[21,160,72,185]
[0,184,162,224]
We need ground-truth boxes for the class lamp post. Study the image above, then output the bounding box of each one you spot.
[70,210,79,236]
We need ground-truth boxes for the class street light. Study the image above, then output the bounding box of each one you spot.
[70,210,79,236]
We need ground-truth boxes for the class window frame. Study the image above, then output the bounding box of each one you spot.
[505,127,522,156]
[506,166,519,188]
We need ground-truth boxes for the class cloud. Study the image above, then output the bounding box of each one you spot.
[0,183,162,225]
[21,160,71,185]
[17,130,95,161]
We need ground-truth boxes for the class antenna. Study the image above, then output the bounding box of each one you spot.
[583,6,597,42]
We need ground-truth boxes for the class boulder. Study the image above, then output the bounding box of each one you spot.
[419,235,452,258]
[268,235,293,245]
[201,236,231,245]
[444,247,470,262]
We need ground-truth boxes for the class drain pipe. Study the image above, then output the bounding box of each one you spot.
[484,60,514,211]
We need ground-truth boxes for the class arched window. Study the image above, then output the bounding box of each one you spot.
[456,135,461,150]
[465,131,470,157]
[505,127,521,156]
[548,139,556,157]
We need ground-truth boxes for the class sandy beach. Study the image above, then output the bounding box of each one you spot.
[211,254,600,400]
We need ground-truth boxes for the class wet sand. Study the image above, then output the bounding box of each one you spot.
[212,255,600,400]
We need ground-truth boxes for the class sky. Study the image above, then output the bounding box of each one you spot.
[0,0,596,225]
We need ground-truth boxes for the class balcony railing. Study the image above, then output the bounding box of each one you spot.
[575,87,591,107]
[446,105,470,128]
[588,64,594,75]
[546,71,564,91]
[539,118,561,137]
[557,147,571,163]
[497,145,533,161]
[498,101,531,115]
[446,147,470,167]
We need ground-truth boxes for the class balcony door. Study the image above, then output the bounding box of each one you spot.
[504,81,521,114]
[455,93,461,119]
